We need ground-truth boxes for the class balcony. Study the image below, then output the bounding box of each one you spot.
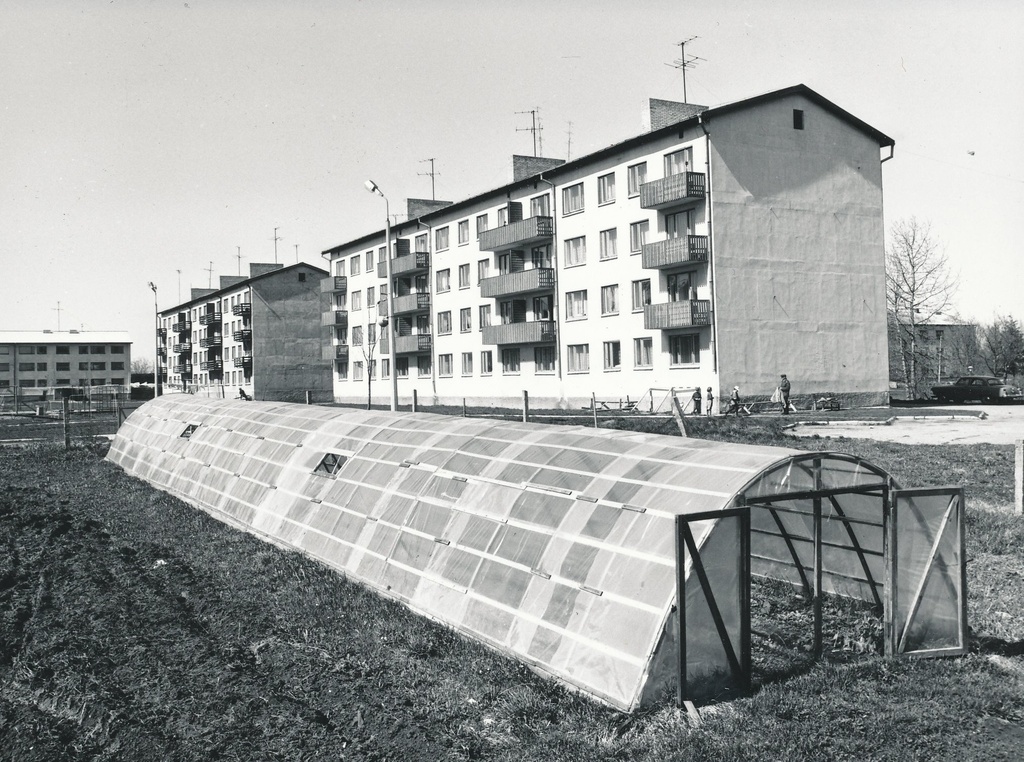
[642,235,709,269]
[322,343,350,361]
[480,268,555,299]
[233,328,252,343]
[231,302,251,317]
[392,292,431,316]
[233,356,252,369]
[199,335,223,348]
[320,310,349,328]
[199,311,222,325]
[377,251,429,279]
[394,334,432,354]
[157,347,167,358]
[200,359,223,372]
[320,275,348,294]
[640,172,706,209]
[643,300,712,330]
[173,362,193,375]
[173,342,192,354]
[478,216,553,251]
[482,320,556,346]
[171,320,191,333]
[157,328,167,339]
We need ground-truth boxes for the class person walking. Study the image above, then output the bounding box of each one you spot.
[690,386,702,416]
[724,386,744,416]
[780,374,791,415]
[705,387,714,416]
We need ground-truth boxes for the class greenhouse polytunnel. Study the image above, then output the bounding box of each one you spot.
[108,396,967,711]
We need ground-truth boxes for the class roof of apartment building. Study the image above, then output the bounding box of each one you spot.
[161,262,328,315]
[324,83,895,256]
[0,330,132,345]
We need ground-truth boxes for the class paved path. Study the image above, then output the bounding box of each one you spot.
[786,404,1024,445]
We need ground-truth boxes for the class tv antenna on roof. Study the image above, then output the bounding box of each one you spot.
[666,37,706,103]
[272,227,282,264]
[418,158,440,200]
[235,247,244,276]
[53,301,62,331]
[516,108,543,157]
[205,261,214,288]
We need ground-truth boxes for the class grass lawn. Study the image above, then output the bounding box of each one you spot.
[1,415,1023,760]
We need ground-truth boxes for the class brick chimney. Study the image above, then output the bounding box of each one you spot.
[407,198,454,219]
[249,263,285,279]
[649,99,708,131]
[512,155,566,182]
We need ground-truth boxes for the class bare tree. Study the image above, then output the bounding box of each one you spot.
[131,357,153,375]
[980,314,1023,378]
[885,217,958,398]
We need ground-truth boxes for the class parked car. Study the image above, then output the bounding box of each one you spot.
[931,375,1023,403]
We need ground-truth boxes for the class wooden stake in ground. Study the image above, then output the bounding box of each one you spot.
[1015,439,1023,516]
[63,396,70,450]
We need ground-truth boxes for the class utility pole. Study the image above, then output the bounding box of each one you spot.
[52,301,62,331]
[666,37,705,103]
[272,227,282,264]
[418,158,439,200]
[205,261,214,288]
[516,108,543,157]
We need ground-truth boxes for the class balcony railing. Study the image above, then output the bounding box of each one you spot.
[232,328,252,343]
[320,275,348,294]
[157,328,167,339]
[199,335,223,348]
[320,310,349,327]
[173,363,193,375]
[198,311,222,325]
[394,334,432,354]
[640,172,706,209]
[643,300,712,330]
[480,268,555,298]
[173,342,192,354]
[231,302,251,317]
[233,356,252,369]
[478,216,553,251]
[377,251,429,279]
[322,343,350,361]
[172,320,191,333]
[200,359,223,372]
[482,320,556,346]
[392,292,431,315]
[641,235,710,269]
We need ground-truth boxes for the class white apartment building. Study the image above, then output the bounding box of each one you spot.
[322,85,895,409]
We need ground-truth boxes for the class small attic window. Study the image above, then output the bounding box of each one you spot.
[313,453,348,477]
[180,424,200,439]
[298,272,307,282]
[793,109,805,130]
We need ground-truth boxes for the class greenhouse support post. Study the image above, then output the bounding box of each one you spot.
[1015,440,1022,516]
[522,391,529,423]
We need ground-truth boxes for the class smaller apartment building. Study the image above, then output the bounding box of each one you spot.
[322,85,894,409]
[0,330,132,394]
[159,263,332,402]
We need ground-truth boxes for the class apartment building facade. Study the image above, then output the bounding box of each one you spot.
[322,85,894,409]
[159,262,332,402]
[0,330,132,394]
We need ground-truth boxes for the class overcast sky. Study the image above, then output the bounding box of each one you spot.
[2,0,1022,363]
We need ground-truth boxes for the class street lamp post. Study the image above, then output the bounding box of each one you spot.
[147,282,160,398]
[365,180,398,412]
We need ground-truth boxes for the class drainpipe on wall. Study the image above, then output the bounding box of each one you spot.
[537,174,562,402]
[698,113,719,378]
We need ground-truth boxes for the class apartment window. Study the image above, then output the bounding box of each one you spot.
[367,323,377,345]
[458,263,470,289]
[480,351,493,375]
[350,257,361,276]
[352,326,363,346]
[18,363,33,372]
[562,182,584,215]
[530,194,550,217]
[0,380,8,389]
[415,233,428,253]
[497,206,508,227]
[603,341,621,371]
[0,363,9,372]
[36,346,47,354]
[90,379,106,387]
[629,220,650,253]
[479,304,491,329]
[477,258,490,283]
[417,355,432,377]
[381,359,389,379]
[56,362,70,372]
[437,311,452,335]
[79,347,89,354]
[111,362,125,371]
[534,346,556,374]
[90,362,105,371]
[351,291,363,311]
[56,346,70,355]
[564,236,586,267]
[597,172,616,205]
[599,228,618,260]
[34,362,45,371]
[336,361,348,380]
[670,334,700,365]
[460,308,472,333]
[531,245,552,269]
[366,287,376,307]
[667,272,693,302]
[793,109,805,130]
[56,379,70,386]
[532,295,552,321]
[627,162,647,196]
[565,289,588,321]
[476,214,488,238]
[666,209,693,239]
[501,348,520,374]
[353,361,364,381]
[90,346,106,354]
[396,357,409,378]
[631,279,652,311]
[600,284,619,316]
[455,219,468,245]
[567,344,590,374]
[18,379,35,388]
[664,147,692,176]
[435,226,450,251]
[368,360,377,380]
[461,352,473,376]
[436,269,451,293]
[19,347,34,355]
[438,354,453,378]
[634,337,654,368]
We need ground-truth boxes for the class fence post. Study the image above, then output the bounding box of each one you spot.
[591,393,598,429]
[1015,440,1023,516]
[522,390,529,423]
[305,390,312,405]
[412,389,418,413]
[63,396,71,450]
[462,398,467,417]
